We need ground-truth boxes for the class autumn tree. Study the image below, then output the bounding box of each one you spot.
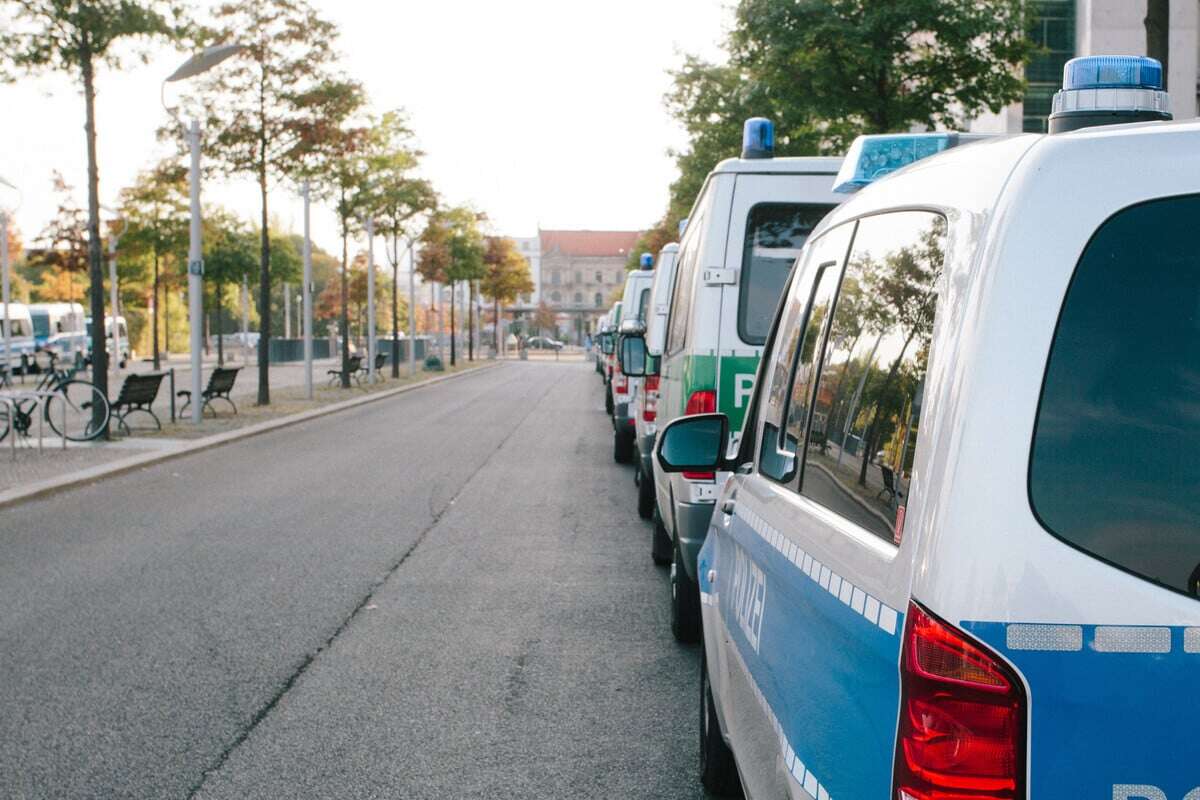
[416,207,484,366]
[188,0,358,404]
[0,0,183,425]
[480,237,533,351]
[118,161,188,368]
[25,173,90,305]
[364,111,436,377]
[532,302,556,338]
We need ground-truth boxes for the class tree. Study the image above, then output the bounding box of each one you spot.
[480,237,533,351]
[532,302,556,337]
[0,0,182,431]
[202,211,256,366]
[118,161,188,369]
[25,173,90,305]
[416,207,484,366]
[365,111,437,377]
[189,0,356,404]
[663,0,1036,219]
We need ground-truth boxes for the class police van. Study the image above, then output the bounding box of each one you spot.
[633,244,679,529]
[601,301,622,415]
[0,301,36,374]
[29,302,87,362]
[654,56,1200,799]
[649,119,843,642]
[611,260,655,463]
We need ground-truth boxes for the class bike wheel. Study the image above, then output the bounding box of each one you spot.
[45,380,111,442]
[0,402,9,442]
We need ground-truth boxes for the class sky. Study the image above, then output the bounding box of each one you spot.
[0,0,731,257]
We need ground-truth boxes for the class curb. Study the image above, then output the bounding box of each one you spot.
[0,362,502,511]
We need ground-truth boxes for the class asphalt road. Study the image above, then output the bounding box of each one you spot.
[0,361,704,799]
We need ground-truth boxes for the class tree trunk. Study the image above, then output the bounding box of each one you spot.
[81,49,108,436]
[468,281,475,361]
[449,282,457,366]
[339,210,350,388]
[152,251,160,370]
[1146,0,1170,88]
[164,280,170,355]
[256,152,271,405]
[494,298,500,353]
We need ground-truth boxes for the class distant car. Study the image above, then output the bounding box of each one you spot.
[526,336,563,350]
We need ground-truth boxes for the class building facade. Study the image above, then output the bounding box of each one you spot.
[972,0,1198,134]
[505,229,642,344]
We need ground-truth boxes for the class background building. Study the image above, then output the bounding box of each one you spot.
[972,0,1198,134]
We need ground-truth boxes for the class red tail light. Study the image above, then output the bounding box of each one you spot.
[642,375,660,422]
[894,603,1026,800]
[615,373,628,395]
[682,390,717,480]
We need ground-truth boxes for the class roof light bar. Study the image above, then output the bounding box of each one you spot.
[639,253,653,268]
[741,118,775,160]
[1049,55,1171,133]
[833,133,985,194]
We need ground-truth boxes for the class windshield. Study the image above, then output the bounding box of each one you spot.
[739,203,836,345]
[31,312,50,338]
[1030,195,1200,599]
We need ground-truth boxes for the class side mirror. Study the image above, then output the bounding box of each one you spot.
[656,413,729,473]
[619,335,647,377]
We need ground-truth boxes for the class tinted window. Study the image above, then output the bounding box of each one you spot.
[31,312,50,338]
[799,212,945,544]
[637,287,650,322]
[1030,196,1200,598]
[758,223,854,483]
[739,203,836,345]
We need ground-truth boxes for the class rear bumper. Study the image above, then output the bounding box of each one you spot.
[613,401,635,432]
[674,497,716,583]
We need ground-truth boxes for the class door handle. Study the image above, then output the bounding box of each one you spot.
[721,498,736,516]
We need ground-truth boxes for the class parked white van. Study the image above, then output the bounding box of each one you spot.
[611,260,655,464]
[651,118,843,642]
[633,244,679,532]
[656,56,1200,800]
[0,301,36,373]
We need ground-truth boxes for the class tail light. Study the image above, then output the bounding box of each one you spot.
[894,602,1026,800]
[614,373,628,395]
[682,390,717,480]
[642,375,660,422]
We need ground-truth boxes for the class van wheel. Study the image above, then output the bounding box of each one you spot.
[637,466,655,519]
[651,510,671,567]
[671,541,701,643]
[613,429,634,464]
[604,386,613,416]
[700,645,743,797]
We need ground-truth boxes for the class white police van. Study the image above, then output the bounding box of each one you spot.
[29,302,87,362]
[633,243,679,530]
[601,301,622,415]
[0,301,36,375]
[612,260,655,463]
[652,118,843,642]
[656,56,1200,799]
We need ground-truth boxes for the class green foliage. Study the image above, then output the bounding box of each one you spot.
[118,160,189,275]
[416,206,486,286]
[423,354,444,372]
[663,0,1037,220]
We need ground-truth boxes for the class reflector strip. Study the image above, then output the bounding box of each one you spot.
[1093,626,1171,654]
[1186,628,1200,654]
[1006,624,1083,652]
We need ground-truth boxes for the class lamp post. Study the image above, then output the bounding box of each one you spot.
[163,43,242,423]
[101,207,126,373]
[301,180,313,399]
[0,176,19,387]
[365,216,377,385]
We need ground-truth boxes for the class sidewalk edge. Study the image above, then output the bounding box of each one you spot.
[0,362,501,511]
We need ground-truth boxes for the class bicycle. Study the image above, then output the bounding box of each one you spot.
[0,350,111,442]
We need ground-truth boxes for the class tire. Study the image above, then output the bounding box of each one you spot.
[637,465,655,519]
[700,645,743,797]
[651,509,672,567]
[613,429,634,464]
[45,380,111,442]
[671,539,701,643]
[604,385,614,416]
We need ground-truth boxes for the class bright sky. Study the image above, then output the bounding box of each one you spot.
[0,0,730,257]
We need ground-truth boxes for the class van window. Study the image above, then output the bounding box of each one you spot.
[758,223,854,483]
[739,203,837,345]
[798,212,946,544]
[31,312,50,339]
[637,287,650,323]
[666,186,713,356]
[1030,195,1200,598]
[2,318,30,338]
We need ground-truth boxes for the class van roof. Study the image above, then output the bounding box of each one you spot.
[712,155,842,176]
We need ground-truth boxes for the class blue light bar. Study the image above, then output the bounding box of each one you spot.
[1063,55,1162,90]
[741,117,775,159]
[639,253,653,268]
[832,133,956,194]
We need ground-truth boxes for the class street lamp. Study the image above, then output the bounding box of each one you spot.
[163,43,242,423]
[0,175,21,387]
[101,206,126,373]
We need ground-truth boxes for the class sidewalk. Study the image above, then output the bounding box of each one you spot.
[0,358,496,496]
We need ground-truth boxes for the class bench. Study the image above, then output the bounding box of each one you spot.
[112,372,166,433]
[177,366,241,417]
[356,351,388,381]
[328,355,364,387]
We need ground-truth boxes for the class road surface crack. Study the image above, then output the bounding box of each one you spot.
[184,365,565,799]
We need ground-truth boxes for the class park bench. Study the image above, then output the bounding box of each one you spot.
[112,372,166,433]
[177,366,241,417]
[327,355,364,387]
[356,351,388,381]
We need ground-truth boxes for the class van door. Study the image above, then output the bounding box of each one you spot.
[718,175,840,437]
[704,211,945,799]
